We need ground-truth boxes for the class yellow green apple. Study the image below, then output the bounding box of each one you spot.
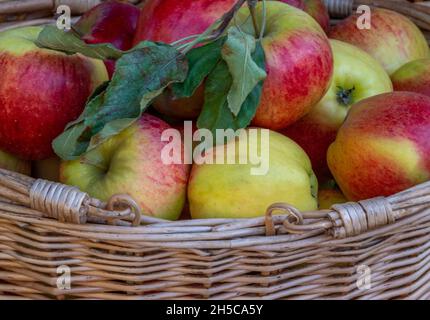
[282,39,392,182]
[188,128,318,219]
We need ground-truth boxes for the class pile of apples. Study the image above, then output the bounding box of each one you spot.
[1,0,430,222]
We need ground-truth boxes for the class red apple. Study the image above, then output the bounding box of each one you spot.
[133,0,237,119]
[0,27,108,161]
[281,40,392,182]
[391,59,430,97]
[74,0,140,77]
[60,114,190,220]
[329,8,430,75]
[327,92,430,201]
[280,0,330,32]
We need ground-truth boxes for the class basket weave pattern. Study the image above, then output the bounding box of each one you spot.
[1,168,430,299]
[0,0,430,300]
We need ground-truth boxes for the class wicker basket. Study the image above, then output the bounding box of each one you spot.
[1,0,430,300]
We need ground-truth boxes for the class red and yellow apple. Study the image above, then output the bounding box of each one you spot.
[329,8,429,75]
[0,27,108,160]
[236,2,333,129]
[280,0,330,32]
[74,0,140,77]
[391,59,430,97]
[0,149,31,175]
[188,128,318,219]
[60,114,190,220]
[281,40,392,182]
[327,92,430,201]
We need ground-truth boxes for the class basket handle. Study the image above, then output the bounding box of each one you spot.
[0,168,141,226]
[264,180,430,239]
[265,198,397,239]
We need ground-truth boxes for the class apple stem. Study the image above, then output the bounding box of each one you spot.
[259,0,267,41]
[336,86,356,106]
[248,0,260,37]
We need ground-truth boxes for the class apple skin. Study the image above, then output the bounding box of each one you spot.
[133,0,237,119]
[303,0,330,33]
[391,59,430,97]
[0,149,31,176]
[327,92,430,201]
[318,186,347,209]
[74,0,140,78]
[188,129,318,219]
[280,0,330,32]
[236,2,333,130]
[60,114,190,221]
[281,40,392,182]
[329,8,430,76]
[0,27,108,160]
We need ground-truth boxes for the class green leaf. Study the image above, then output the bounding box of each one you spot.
[221,27,267,116]
[53,43,188,160]
[197,41,266,136]
[36,25,125,60]
[172,38,225,99]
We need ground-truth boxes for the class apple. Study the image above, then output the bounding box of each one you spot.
[280,0,330,32]
[281,39,392,182]
[327,92,430,201]
[0,149,31,176]
[188,128,318,219]
[0,27,108,161]
[133,0,237,119]
[74,0,140,77]
[318,184,347,210]
[329,8,430,75]
[391,59,430,97]
[235,2,333,130]
[32,157,61,182]
[60,114,190,221]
